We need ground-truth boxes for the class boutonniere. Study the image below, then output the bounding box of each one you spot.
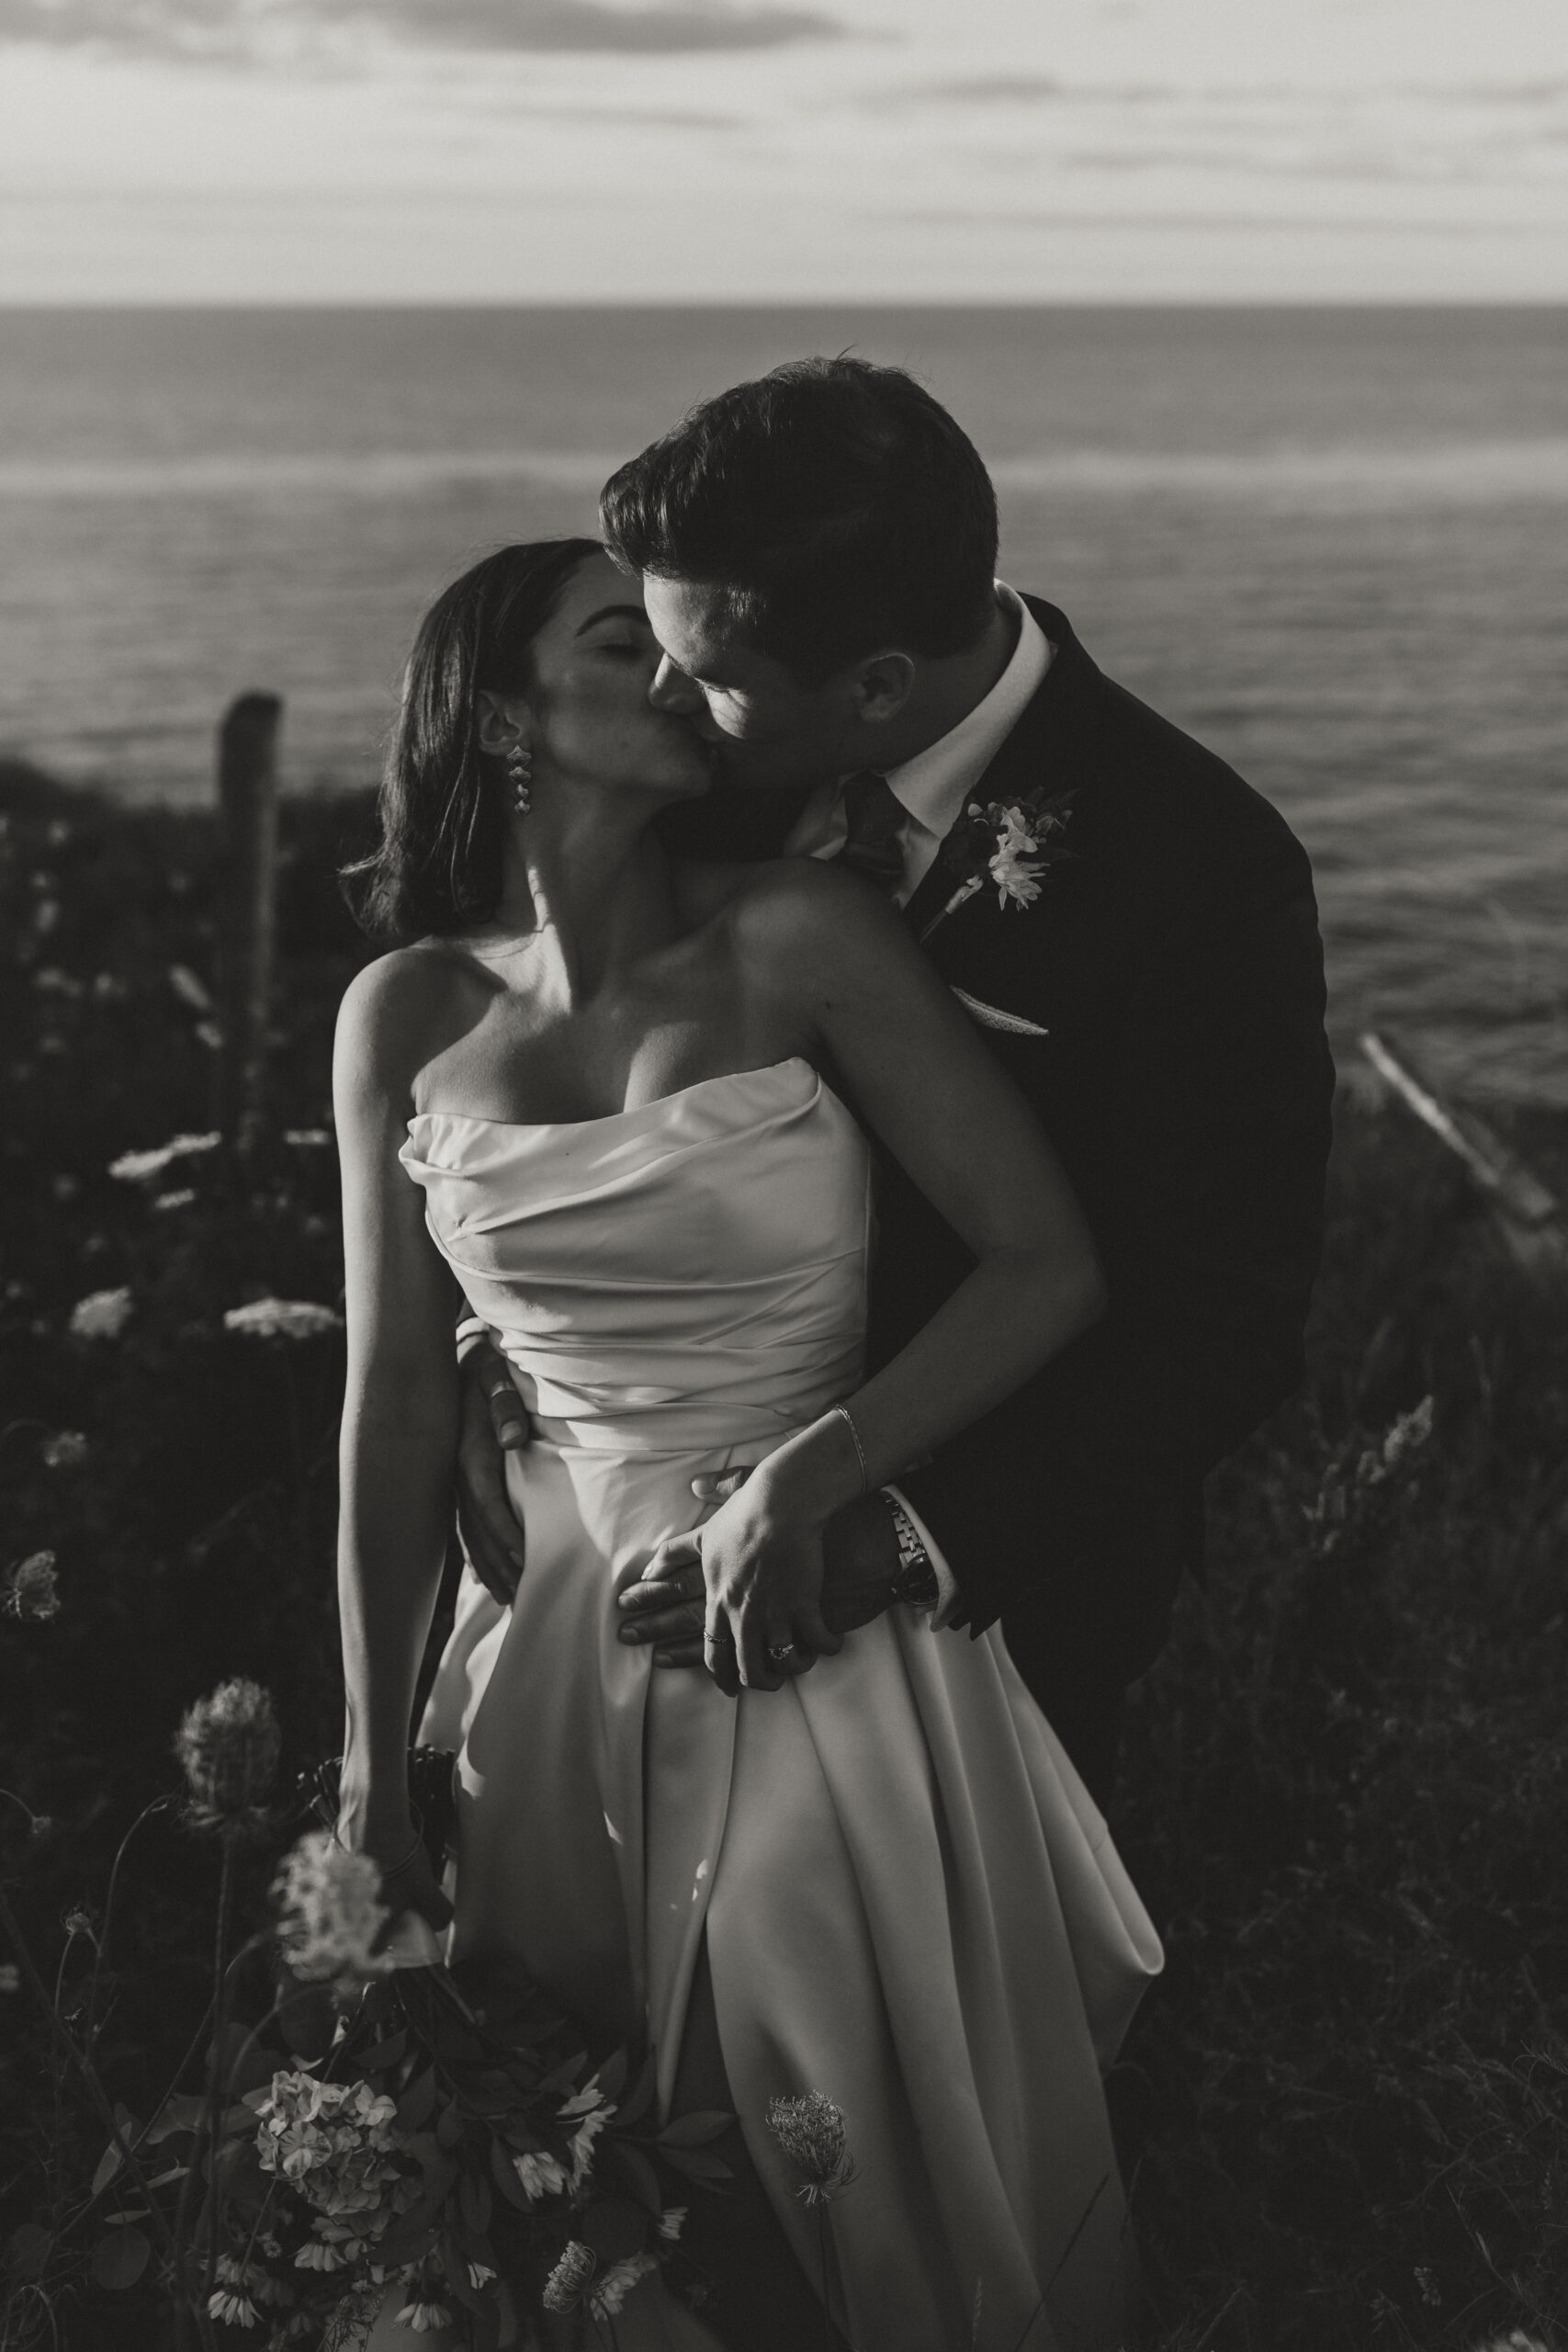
[918,788,1075,944]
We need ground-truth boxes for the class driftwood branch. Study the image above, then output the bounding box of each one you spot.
[1359,1030,1568,1289]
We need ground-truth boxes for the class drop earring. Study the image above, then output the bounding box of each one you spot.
[505,741,532,816]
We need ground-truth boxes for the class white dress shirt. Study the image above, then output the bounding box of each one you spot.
[784,584,1053,1624]
[783,583,1053,907]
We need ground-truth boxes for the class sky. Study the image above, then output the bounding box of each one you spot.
[1,0,1565,302]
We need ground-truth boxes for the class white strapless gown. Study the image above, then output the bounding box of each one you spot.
[400,1059,1162,2352]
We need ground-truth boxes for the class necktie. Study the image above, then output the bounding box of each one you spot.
[834,771,904,896]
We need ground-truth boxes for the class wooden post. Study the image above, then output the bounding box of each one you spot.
[1360,1030,1568,1289]
[215,693,283,1156]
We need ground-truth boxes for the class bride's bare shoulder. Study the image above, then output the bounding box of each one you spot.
[334,938,488,1108]
[717,857,906,969]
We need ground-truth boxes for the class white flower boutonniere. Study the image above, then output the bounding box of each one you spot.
[919,788,1075,944]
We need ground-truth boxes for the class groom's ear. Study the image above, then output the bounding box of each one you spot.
[851,650,917,726]
[475,689,531,759]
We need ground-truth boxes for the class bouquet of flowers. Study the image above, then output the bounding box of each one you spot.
[156,1750,728,2347]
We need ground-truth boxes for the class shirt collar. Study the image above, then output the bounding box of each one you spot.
[878,584,1052,841]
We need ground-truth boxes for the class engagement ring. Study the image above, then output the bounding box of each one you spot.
[767,1642,798,1664]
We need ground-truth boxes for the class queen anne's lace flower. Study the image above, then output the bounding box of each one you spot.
[765,2091,858,2205]
[272,1831,389,1988]
[223,1298,344,1340]
[4,1552,61,1621]
[69,1286,133,1340]
[176,1679,280,1835]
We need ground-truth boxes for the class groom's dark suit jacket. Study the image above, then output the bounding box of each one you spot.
[660,597,1336,1700]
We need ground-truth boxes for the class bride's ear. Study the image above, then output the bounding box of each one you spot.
[475,688,533,762]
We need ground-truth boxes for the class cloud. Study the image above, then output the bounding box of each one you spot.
[0,0,843,58]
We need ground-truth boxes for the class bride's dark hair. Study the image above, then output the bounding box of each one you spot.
[342,537,603,944]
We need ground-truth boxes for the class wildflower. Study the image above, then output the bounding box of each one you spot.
[1382,1395,1434,1471]
[39,1430,87,1469]
[467,2260,496,2288]
[153,1188,197,1212]
[222,1299,344,1341]
[283,1129,331,1149]
[196,1021,223,1052]
[209,2286,260,2327]
[272,1830,389,1989]
[254,2072,406,2222]
[0,1964,19,1994]
[393,2298,452,2334]
[108,1132,219,1184]
[69,1286,133,1340]
[168,964,213,1012]
[658,2206,687,2242]
[542,2241,597,2312]
[62,1906,95,1938]
[511,2148,569,2201]
[590,2252,659,2318]
[559,2080,614,2183]
[765,2091,857,2205]
[5,1552,61,1621]
[175,1679,280,1837]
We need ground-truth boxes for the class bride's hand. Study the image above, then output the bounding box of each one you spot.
[674,1474,844,1698]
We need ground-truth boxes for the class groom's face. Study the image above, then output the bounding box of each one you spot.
[640,574,865,790]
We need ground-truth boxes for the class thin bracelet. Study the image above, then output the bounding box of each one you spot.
[334,1808,424,1880]
[832,1403,870,1494]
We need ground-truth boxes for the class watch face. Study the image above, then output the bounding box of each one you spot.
[892,1559,940,1611]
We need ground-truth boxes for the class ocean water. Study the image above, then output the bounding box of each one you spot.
[1,306,1564,1107]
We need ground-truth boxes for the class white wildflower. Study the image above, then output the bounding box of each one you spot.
[153,1188,197,1212]
[208,2287,259,2328]
[175,1679,280,1836]
[69,1286,133,1340]
[765,2090,857,2205]
[467,2259,496,2288]
[195,1021,223,1052]
[590,2252,659,2318]
[542,2241,597,2313]
[559,2081,614,2184]
[168,963,213,1012]
[222,1299,344,1341]
[282,1128,331,1149]
[1382,1395,1434,1471]
[5,1552,61,1622]
[108,1132,219,1184]
[40,1430,87,1469]
[0,1963,20,1994]
[394,2301,451,2335]
[657,2205,687,2242]
[511,2148,569,2201]
[272,1831,390,1989]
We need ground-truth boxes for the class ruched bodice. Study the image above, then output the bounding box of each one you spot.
[400,1059,871,1460]
[407,1058,1160,2352]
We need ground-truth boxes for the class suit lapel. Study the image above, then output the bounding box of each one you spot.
[902,598,1103,949]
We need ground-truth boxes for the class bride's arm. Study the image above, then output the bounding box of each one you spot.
[694,865,1105,1692]
[331,957,460,1921]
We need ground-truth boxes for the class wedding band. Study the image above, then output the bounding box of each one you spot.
[767,1642,797,1664]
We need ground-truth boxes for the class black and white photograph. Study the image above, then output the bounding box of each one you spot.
[1,3,1564,2347]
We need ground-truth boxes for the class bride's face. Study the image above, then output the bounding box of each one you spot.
[518,553,714,801]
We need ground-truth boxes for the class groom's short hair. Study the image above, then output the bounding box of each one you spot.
[600,356,999,683]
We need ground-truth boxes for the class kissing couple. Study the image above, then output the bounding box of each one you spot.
[331,356,1335,2349]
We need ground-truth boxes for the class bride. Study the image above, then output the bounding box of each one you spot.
[333,536,1161,2352]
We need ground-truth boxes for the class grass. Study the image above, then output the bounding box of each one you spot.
[2,759,1564,2350]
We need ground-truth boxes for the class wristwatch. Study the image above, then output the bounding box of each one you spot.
[882,1489,940,1611]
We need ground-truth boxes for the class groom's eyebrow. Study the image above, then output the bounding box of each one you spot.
[575,605,651,636]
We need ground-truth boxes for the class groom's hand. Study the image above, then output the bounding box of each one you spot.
[455,1339,530,1606]
[617,1476,902,1668]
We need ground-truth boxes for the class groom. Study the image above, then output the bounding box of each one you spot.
[455,356,1335,1803]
